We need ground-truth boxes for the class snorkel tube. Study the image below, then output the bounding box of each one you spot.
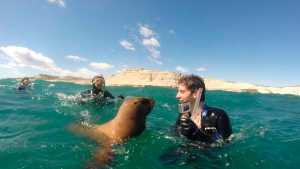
[191,88,203,116]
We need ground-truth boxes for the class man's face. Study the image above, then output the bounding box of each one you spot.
[176,83,195,103]
[22,79,30,86]
[93,78,104,90]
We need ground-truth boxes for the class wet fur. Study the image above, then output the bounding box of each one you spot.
[69,97,155,168]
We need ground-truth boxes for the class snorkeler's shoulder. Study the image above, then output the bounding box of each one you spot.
[205,106,229,117]
[17,85,26,91]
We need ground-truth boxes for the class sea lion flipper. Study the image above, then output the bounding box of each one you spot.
[86,141,114,169]
[95,145,114,166]
[68,123,90,136]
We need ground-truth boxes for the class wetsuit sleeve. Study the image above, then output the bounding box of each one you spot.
[17,85,26,90]
[216,111,232,139]
[104,90,115,99]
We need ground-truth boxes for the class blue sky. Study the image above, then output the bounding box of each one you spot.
[0,0,299,86]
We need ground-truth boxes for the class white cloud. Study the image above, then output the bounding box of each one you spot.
[0,63,22,78]
[90,62,114,70]
[138,24,162,64]
[139,25,155,38]
[72,68,97,78]
[47,0,66,8]
[148,56,163,65]
[169,29,176,34]
[196,67,207,72]
[66,55,87,62]
[142,37,160,47]
[147,47,160,59]
[0,63,15,70]
[47,67,96,78]
[120,40,135,51]
[0,45,102,78]
[0,46,62,73]
[176,66,188,73]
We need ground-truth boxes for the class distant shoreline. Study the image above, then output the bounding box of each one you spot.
[10,68,300,96]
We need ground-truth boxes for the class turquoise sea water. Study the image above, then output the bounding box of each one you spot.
[0,79,300,169]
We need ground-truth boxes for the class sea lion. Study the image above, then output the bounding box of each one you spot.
[69,97,155,168]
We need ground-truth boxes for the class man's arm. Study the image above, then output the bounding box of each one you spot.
[104,90,115,99]
[216,111,232,139]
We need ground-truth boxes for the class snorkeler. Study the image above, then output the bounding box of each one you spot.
[17,77,32,90]
[175,74,232,144]
[79,75,124,103]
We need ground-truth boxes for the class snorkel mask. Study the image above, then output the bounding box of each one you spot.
[91,75,105,91]
[178,102,192,114]
[20,77,31,87]
[191,88,203,115]
[178,88,203,114]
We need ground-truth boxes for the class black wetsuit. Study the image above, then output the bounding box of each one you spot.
[17,85,26,91]
[17,84,31,91]
[176,105,232,143]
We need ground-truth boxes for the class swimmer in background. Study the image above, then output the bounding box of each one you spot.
[17,77,32,91]
[79,75,124,103]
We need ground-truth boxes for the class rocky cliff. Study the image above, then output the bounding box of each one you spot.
[106,68,180,87]
[30,69,300,96]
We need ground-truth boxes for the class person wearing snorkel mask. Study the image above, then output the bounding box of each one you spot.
[17,77,32,90]
[175,75,232,144]
[80,75,124,103]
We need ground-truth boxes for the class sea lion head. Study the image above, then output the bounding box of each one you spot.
[114,97,155,137]
[117,97,155,120]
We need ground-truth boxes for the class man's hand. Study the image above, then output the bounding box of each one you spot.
[178,112,198,138]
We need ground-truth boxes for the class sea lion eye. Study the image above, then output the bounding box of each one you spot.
[140,99,148,105]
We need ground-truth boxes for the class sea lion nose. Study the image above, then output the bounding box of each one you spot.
[140,98,155,107]
[148,98,155,107]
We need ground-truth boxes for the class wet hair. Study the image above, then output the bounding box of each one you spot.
[21,77,30,83]
[20,77,31,86]
[177,74,205,102]
[91,75,105,89]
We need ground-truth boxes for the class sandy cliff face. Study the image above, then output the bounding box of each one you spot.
[204,78,300,96]
[106,69,300,96]
[106,69,181,87]
[30,69,300,96]
[32,74,90,84]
